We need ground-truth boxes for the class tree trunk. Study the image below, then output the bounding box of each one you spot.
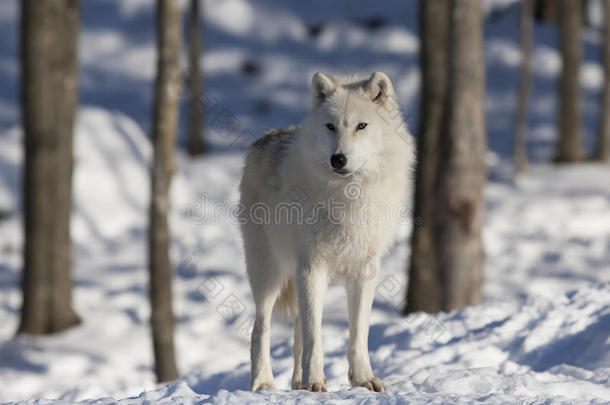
[435,0,487,311]
[582,0,590,27]
[514,0,534,175]
[187,0,206,156]
[18,0,80,335]
[556,0,584,162]
[405,0,449,314]
[535,0,557,22]
[149,0,181,383]
[597,0,610,162]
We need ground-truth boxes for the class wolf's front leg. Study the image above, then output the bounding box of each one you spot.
[296,261,328,392]
[345,264,385,392]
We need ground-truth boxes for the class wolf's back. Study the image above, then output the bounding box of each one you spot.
[240,127,297,197]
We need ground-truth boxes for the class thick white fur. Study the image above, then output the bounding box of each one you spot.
[240,72,415,392]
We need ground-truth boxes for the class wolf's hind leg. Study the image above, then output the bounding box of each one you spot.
[244,224,282,391]
[250,286,279,391]
[291,313,302,389]
[246,231,282,391]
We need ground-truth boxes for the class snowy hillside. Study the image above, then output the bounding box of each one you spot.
[0,0,609,404]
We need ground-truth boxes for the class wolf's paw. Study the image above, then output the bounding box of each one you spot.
[251,381,276,391]
[291,379,301,390]
[303,381,327,392]
[353,377,385,392]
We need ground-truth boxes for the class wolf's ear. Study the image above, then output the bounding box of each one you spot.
[311,72,336,108]
[366,72,394,104]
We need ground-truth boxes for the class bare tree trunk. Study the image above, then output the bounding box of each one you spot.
[149,0,181,383]
[18,0,80,335]
[187,0,206,156]
[582,0,590,27]
[556,0,584,162]
[405,0,449,314]
[535,0,558,22]
[597,0,610,162]
[435,0,486,311]
[514,0,534,175]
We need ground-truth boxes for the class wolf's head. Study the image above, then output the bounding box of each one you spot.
[298,72,412,183]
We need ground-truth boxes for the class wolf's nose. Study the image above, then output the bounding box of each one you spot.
[330,153,347,169]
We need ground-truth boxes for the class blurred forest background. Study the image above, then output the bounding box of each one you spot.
[0,0,609,403]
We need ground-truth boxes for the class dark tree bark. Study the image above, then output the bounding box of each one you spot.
[435,0,487,311]
[149,0,181,383]
[556,0,584,162]
[405,0,449,314]
[597,0,610,162]
[536,1,588,26]
[514,0,534,175]
[535,0,558,22]
[187,0,206,156]
[18,0,80,335]
[582,0,590,27]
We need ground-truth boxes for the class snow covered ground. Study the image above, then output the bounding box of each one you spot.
[0,0,609,404]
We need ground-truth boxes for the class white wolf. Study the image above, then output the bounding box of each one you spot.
[240,72,415,392]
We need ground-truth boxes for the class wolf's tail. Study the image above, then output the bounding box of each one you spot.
[274,277,297,320]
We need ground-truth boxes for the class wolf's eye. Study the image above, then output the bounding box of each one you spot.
[356,122,368,131]
[326,123,336,131]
